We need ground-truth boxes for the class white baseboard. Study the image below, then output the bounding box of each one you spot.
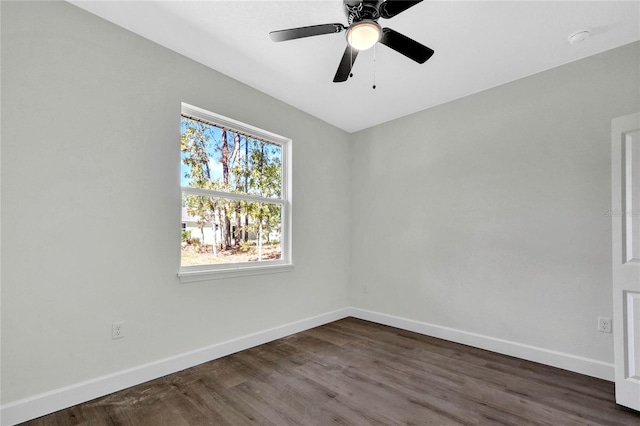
[1,306,614,425]
[349,308,615,382]
[0,308,352,426]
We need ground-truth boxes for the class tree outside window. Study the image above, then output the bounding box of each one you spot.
[179,104,291,272]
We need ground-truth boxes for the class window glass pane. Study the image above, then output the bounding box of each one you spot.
[181,195,282,266]
[181,117,282,199]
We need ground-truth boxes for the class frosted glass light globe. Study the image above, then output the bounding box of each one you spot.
[347,21,381,51]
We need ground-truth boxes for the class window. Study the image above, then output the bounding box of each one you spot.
[178,103,292,282]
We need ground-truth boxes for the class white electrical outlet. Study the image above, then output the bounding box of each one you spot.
[112,322,125,339]
[597,317,612,333]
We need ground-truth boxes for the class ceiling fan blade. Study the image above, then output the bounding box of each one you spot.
[379,1,423,19]
[269,23,345,42]
[333,45,359,82]
[379,27,434,64]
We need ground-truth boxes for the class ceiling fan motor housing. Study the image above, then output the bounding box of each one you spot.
[344,0,384,23]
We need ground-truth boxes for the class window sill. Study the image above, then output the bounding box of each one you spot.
[178,263,294,283]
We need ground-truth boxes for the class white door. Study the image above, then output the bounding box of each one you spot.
[612,112,640,410]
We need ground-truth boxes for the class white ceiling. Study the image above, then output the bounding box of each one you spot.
[68,1,640,133]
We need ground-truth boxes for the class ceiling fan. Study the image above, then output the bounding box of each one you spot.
[269,0,434,83]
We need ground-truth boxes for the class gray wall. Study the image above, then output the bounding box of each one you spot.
[1,1,351,403]
[349,41,640,363]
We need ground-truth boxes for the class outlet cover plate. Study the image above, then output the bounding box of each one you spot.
[112,322,125,339]
[597,316,612,333]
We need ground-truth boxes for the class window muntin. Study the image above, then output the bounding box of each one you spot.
[179,103,291,279]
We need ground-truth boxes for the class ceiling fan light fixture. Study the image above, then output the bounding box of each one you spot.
[346,20,381,50]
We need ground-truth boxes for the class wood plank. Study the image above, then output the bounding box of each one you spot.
[19,318,640,425]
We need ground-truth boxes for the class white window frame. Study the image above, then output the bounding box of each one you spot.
[178,103,293,283]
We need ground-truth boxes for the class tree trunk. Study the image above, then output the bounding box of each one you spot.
[220,131,233,250]
[224,211,231,249]
[211,221,217,256]
[218,206,230,250]
[257,221,263,261]
[221,130,229,190]
[235,202,242,246]
[244,139,249,243]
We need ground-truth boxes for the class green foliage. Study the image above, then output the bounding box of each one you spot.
[181,229,192,243]
[181,120,214,188]
[180,116,283,256]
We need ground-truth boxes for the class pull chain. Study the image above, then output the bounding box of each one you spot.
[372,44,377,89]
[350,46,354,78]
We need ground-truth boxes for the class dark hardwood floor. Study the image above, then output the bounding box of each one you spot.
[21,318,640,425]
